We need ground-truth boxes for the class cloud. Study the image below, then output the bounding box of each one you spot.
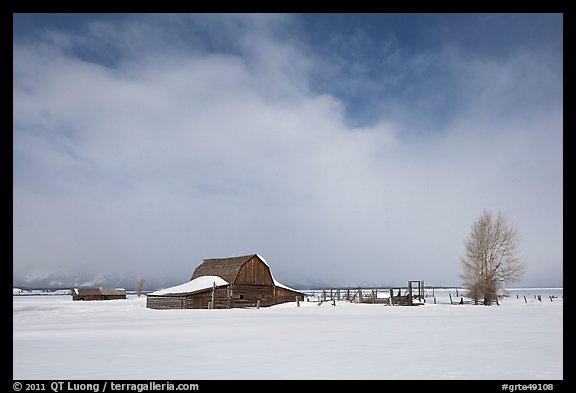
[13,14,562,288]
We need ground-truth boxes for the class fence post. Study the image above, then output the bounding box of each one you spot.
[449,293,453,305]
[257,300,260,309]
[226,287,232,309]
[296,296,300,307]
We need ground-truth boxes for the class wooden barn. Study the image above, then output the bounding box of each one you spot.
[146,254,305,310]
[72,287,126,301]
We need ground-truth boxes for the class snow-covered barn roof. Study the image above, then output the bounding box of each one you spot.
[149,276,229,296]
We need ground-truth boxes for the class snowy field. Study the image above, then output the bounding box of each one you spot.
[13,288,562,380]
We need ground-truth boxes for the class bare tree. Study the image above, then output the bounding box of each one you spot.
[135,278,146,297]
[460,211,524,305]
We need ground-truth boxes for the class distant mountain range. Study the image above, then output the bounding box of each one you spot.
[13,271,462,291]
[12,271,176,291]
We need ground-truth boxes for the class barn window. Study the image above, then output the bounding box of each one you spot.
[239,294,245,300]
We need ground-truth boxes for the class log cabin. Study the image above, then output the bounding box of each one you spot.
[72,287,126,301]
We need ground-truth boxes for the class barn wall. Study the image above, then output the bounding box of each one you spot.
[230,284,275,307]
[146,295,186,309]
[184,288,231,309]
[235,257,274,286]
[182,285,300,308]
[184,294,209,309]
[274,287,305,304]
[183,286,273,309]
[147,286,303,309]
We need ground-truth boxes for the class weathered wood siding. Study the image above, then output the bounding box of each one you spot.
[148,288,233,309]
[147,284,303,309]
[274,286,305,304]
[230,284,275,307]
[146,295,186,309]
[184,288,231,309]
[235,257,274,286]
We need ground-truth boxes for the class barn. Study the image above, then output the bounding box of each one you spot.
[146,254,305,309]
[72,287,126,301]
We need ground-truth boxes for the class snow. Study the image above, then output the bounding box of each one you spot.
[13,288,562,380]
[148,276,229,296]
[13,288,27,295]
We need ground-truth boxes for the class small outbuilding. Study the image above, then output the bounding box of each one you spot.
[147,254,304,309]
[72,287,126,301]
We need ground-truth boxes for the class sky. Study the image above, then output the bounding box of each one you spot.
[13,13,563,288]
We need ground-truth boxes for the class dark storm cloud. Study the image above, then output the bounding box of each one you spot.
[13,14,562,288]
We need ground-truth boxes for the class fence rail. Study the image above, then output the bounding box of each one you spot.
[299,287,563,306]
